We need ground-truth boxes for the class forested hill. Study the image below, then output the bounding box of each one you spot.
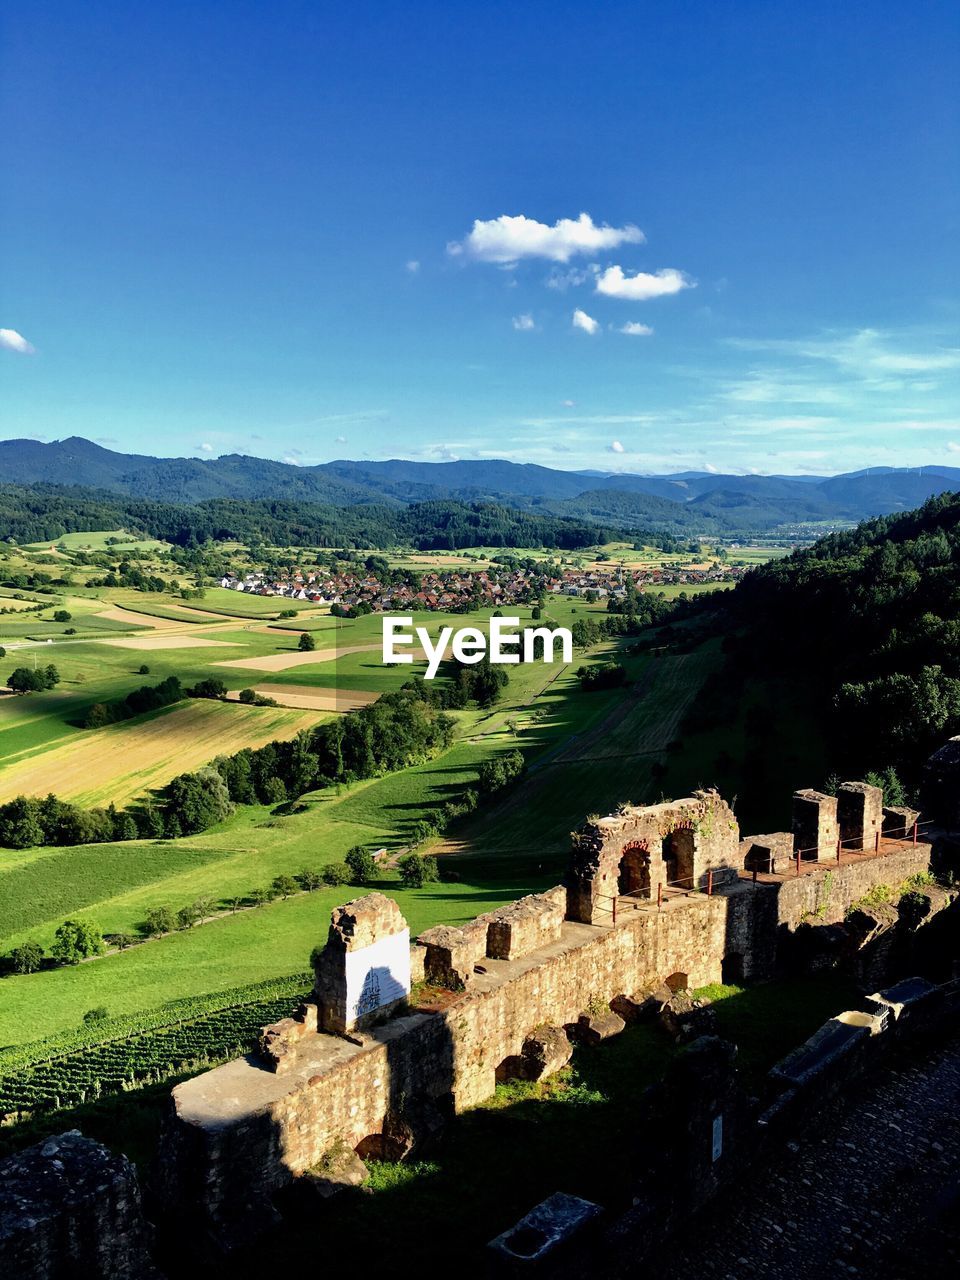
[5,437,960,532]
[0,484,607,550]
[704,490,960,787]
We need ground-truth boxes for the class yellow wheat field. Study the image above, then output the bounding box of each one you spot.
[224,684,379,712]
[0,700,324,807]
[99,635,237,650]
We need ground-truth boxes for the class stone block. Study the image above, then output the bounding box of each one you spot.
[574,1010,626,1044]
[519,1026,573,1080]
[485,893,563,961]
[487,1192,602,1265]
[301,1145,368,1199]
[792,789,838,861]
[883,805,920,839]
[416,921,487,990]
[658,991,718,1043]
[838,781,883,851]
[259,1016,307,1073]
[0,1131,156,1279]
[741,831,792,874]
[610,988,659,1023]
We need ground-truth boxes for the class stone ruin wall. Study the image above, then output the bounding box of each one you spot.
[157,779,944,1244]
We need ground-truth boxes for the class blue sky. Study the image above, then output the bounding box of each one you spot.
[1,1,958,475]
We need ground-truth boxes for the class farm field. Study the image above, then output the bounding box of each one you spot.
[0,526,731,1051]
[0,699,324,807]
[0,620,713,1043]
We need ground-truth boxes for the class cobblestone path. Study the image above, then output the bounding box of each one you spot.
[656,1033,960,1280]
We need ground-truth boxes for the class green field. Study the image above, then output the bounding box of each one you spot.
[0,530,730,1049]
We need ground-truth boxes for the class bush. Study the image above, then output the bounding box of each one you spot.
[9,941,43,974]
[322,862,351,886]
[398,854,440,888]
[82,1006,109,1025]
[53,609,71,622]
[298,631,317,651]
[139,663,150,675]
[346,845,377,883]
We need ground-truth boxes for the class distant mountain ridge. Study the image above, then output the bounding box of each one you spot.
[2,436,959,531]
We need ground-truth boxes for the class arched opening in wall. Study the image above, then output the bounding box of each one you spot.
[721,952,745,985]
[618,842,651,899]
[495,1054,525,1084]
[661,827,695,888]
[664,971,688,993]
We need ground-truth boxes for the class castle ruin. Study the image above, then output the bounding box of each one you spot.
[155,775,945,1249]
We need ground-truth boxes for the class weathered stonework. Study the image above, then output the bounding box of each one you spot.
[485,891,564,959]
[156,767,950,1249]
[313,893,411,1033]
[567,790,740,924]
[792,789,838,861]
[0,1132,156,1279]
[837,781,883,851]
[740,831,792,874]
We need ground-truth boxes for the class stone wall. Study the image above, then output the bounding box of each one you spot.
[156,779,947,1248]
[0,1131,155,1279]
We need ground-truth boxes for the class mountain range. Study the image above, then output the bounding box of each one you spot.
[3,436,960,533]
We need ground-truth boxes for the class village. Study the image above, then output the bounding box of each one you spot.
[218,557,748,613]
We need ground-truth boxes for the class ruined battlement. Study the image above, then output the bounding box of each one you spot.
[156,773,945,1249]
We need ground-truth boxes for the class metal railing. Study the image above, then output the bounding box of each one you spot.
[594,819,935,920]
[783,819,933,879]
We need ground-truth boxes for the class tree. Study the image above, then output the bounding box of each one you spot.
[53,609,71,622]
[7,667,46,694]
[298,631,317,651]
[177,903,200,930]
[297,868,323,891]
[398,854,440,888]
[346,845,377,883]
[250,887,273,908]
[112,933,136,951]
[238,687,257,704]
[532,605,542,620]
[144,906,175,937]
[0,795,44,849]
[186,677,228,700]
[272,874,297,899]
[162,767,234,834]
[51,919,104,965]
[322,862,351,886]
[260,776,287,805]
[84,702,112,729]
[9,941,43,974]
[82,1006,109,1025]
[139,663,151,675]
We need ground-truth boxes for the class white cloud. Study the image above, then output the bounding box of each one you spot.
[449,212,645,264]
[609,440,626,453]
[406,260,420,273]
[595,266,694,301]
[619,321,654,336]
[728,329,960,379]
[948,442,960,454]
[703,463,719,473]
[335,435,347,444]
[512,313,536,331]
[545,265,598,291]
[572,309,600,335]
[562,399,575,408]
[198,442,214,453]
[0,328,35,354]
